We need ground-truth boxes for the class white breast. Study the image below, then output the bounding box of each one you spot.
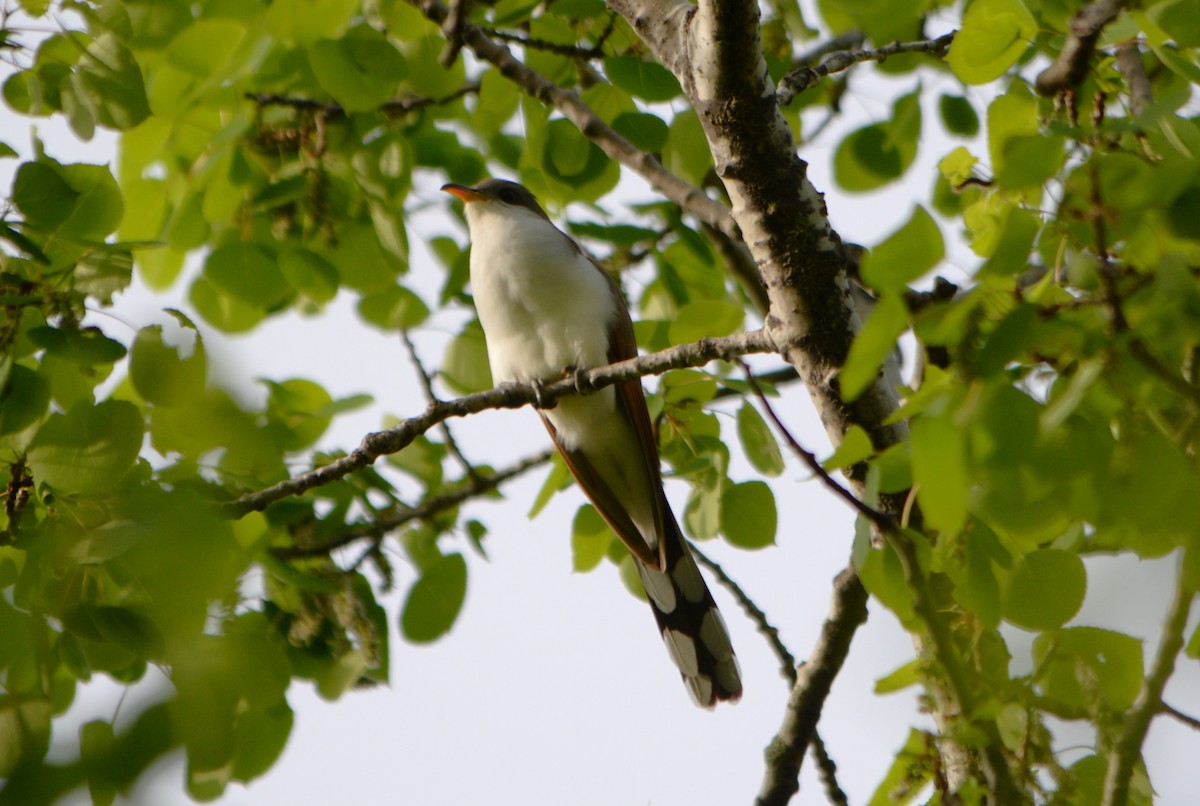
[467,203,616,385]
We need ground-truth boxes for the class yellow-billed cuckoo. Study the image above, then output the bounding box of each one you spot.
[442,179,742,707]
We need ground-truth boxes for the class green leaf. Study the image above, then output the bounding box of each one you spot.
[857,537,917,625]
[947,0,1036,85]
[0,364,51,434]
[841,294,907,403]
[834,91,921,192]
[954,532,1002,628]
[90,606,166,660]
[27,400,143,495]
[316,649,368,700]
[939,94,980,137]
[911,416,969,536]
[401,552,468,643]
[309,26,407,112]
[684,481,721,540]
[265,379,333,451]
[1003,549,1086,631]
[720,481,776,549]
[358,285,430,331]
[938,146,978,186]
[1034,627,1144,710]
[604,56,681,102]
[203,243,292,309]
[987,86,1038,181]
[530,453,573,518]
[669,300,744,344]
[231,703,293,783]
[27,326,127,365]
[189,275,265,334]
[278,249,339,304]
[663,111,712,186]
[571,505,612,572]
[995,134,1065,190]
[441,321,493,394]
[130,322,207,407]
[77,33,151,129]
[736,403,784,477]
[267,0,359,43]
[866,728,931,806]
[860,206,944,294]
[874,658,921,694]
[823,424,874,471]
[166,19,247,78]
[612,112,669,152]
[13,160,123,240]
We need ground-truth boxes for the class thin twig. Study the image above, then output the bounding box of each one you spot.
[480,12,617,61]
[738,361,894,531]
[245,82,481,118]
[400,329,482,483]
[691,543,797,686]
[1161,702,1200,732]
[273,451,554,560]
[777,32,955,105]
[225,329,777,517]
[810,732,850,806]
[1102,560,1196,805]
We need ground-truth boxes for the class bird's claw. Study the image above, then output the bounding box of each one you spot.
[530,378,556,409]
[569,366,593,396]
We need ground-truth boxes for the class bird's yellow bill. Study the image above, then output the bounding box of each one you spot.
[441,183,486,202]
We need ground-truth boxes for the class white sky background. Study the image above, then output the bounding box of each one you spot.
[2,4,1198,804]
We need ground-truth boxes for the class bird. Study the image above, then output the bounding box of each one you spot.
[442,178,742,707]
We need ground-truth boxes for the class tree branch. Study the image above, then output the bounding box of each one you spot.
[1161,701,1200,733]
[406,0,736,236]
[777,32,955,106]
[400,329,481,483]
[1035,0,1131,96]
[245,83,480,117]
[224,329,777,517]
[1116,41,1152,117]
[273,450,554,560]
[757,564,868,806]
[1102,559,1196,806]
[740,362,894,531]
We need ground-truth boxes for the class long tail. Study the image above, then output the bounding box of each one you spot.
[635,514,742,707]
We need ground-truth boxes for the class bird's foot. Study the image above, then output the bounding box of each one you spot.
[563,365,593,396]
[530,378,556,409]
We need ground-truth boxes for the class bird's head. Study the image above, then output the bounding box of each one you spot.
[441,179,551,226]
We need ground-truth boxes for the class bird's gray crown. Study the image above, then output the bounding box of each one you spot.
[473,179,550,221]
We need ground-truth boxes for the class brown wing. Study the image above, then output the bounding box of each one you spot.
[537,413,659,567]
[595,262,672,571]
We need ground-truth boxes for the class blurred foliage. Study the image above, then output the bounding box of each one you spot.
[0,0,1196,802]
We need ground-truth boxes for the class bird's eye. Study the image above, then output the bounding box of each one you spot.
[498,188,517,204]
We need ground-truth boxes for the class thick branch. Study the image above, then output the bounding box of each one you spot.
[407,0,735,236]
[757,564,868,806]
[1035,0,1130,95]
[224,329,776,517]
[1102,560,1195,806]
